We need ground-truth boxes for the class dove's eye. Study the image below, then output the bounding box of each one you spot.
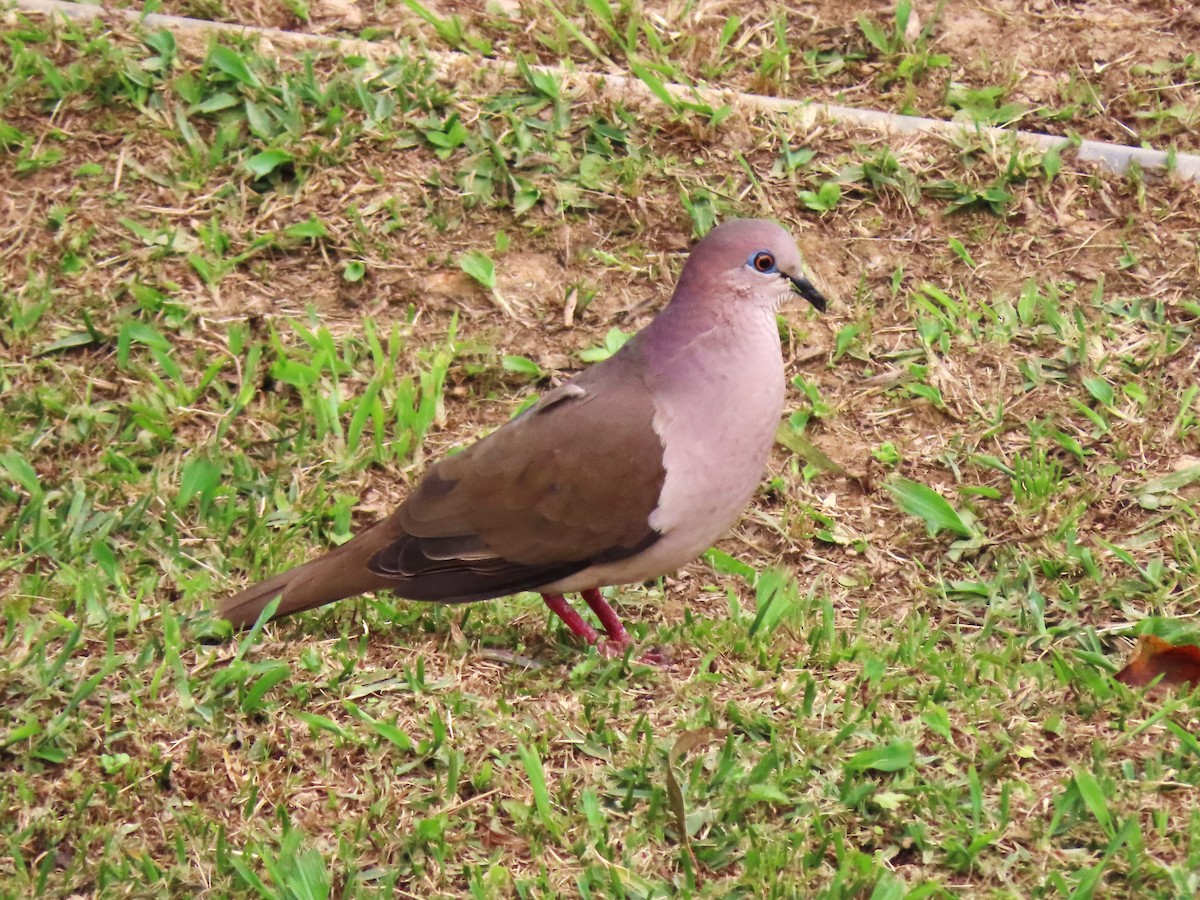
[748,251,777,274]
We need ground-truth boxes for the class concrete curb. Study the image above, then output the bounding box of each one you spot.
[11,0,1200,184]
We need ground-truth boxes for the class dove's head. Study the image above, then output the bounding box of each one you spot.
[674,218,827,314]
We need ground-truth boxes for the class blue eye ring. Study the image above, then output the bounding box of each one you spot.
[748,250,777,274]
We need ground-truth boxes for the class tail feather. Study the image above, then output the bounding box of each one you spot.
[219,524,396,627]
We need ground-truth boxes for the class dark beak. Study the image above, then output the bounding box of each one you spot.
[788,273,827,313]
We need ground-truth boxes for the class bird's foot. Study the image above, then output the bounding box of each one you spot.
[580,588,668,665]
[594,638,671,667]
[540,591,667,666]
[638,645,672,666]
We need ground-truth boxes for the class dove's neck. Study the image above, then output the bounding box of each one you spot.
[632,286,786,563]
[642,276,784,472]
[637,272,779,364]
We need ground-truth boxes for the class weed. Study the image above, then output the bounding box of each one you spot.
[2,11,1199,900]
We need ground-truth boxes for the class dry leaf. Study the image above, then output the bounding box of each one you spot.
[1115,635,1200,689]
[313,0,362,25]
[665,728,727,864]
[904,6,922,43]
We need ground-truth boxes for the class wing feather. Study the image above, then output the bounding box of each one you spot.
[367,345,666,602]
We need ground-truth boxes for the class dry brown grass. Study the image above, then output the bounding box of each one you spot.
[2,3,1200,897]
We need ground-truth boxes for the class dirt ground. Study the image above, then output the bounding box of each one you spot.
[113,0,1200,150]
[2,0,1200,896]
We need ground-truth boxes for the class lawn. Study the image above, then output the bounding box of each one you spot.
[2,1,1200,897]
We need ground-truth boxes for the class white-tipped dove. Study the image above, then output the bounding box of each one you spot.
[220,218,827,655]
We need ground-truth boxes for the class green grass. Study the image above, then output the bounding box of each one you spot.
[2,9,1200,899]
[127,0,1200,152]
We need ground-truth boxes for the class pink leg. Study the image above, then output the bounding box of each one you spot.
[541,594,601,645]
[583,588,670,665]
[541,591,667,665]
[580,588,631,646]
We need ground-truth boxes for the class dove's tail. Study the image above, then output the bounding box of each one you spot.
[219,524,397,627]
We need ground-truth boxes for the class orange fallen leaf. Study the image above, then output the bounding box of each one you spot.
[1115,635,1200,689]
